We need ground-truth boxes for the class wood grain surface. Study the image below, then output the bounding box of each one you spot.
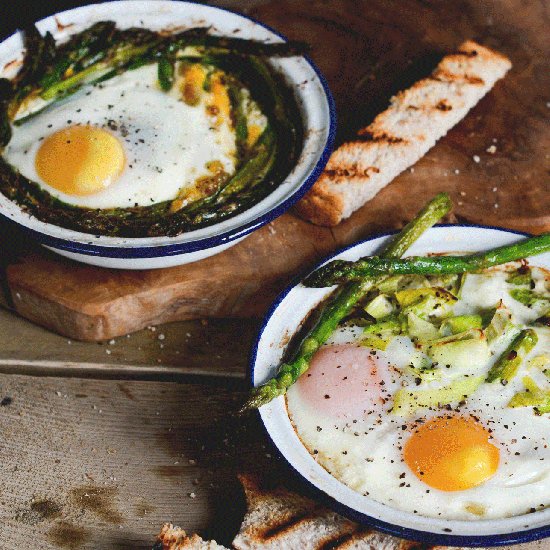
[1,0,548,341]
[0,372,547,550]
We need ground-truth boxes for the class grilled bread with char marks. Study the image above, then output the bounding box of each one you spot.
[155,523,228,550]
[296,41,511,226]
[155,474,470,549]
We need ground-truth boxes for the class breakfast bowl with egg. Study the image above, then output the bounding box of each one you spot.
[0,1,335,268]
[251,225,550,546]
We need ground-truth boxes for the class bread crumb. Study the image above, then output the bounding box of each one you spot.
[486,145,497,154]
[189,459,197,465]
[473,155,481,163]
[492,187,498,192]
[109,339,116,345]
[158,333,165,341]
[106,349,111,355]
[454,169,460,174]
[189,492,196,499]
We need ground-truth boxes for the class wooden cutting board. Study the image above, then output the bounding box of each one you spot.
[1,0,548,341]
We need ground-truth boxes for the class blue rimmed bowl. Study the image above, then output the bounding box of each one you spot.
[251,225,550,547]
[0,0,335,269]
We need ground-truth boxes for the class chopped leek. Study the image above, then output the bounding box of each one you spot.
[363,316,404,335]
[395,287,457,319]
[508,270,532,286]
[510,289,550,307]
[392,376,484,416]
[361,334,392,351]
[364,294,394,319]
[428,335,489,371]
[527,355,550,380]
[484,304,517,344]
[440,315,483,336]
[407,312,440,342]
[508,376,550,414]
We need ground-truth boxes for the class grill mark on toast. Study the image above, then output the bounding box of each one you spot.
[317,527,373,549]
[259,507,325,540]
[435,99,453,111]
[324,165,380,179]
[454,49,479,57]
[431,69,485,85]
[356,129,407,143]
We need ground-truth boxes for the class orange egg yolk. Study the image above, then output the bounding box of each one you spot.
[35,125,125,196]
[403,415,499,492]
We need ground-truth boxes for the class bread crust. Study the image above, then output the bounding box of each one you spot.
[295,41,512,226]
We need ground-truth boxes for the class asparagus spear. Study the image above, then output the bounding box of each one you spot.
[486,329,539,384]
[157,56,175,91]
[171,29,309,57]
[304,233,550,287]
[240,192,452,411]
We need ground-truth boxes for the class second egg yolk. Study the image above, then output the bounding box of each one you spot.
[35,125,125,196]
[403,415,499,492]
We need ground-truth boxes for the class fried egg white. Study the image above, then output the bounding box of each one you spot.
[3,63,237,208]
[287,266,550,520]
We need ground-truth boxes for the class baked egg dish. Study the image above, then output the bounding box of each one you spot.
[0,23,302,236]
[287,262,550,520]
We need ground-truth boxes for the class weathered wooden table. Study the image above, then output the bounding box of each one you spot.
[1,0,548,548]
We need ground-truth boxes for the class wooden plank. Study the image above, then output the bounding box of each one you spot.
[0,374,546,550]
[0,307,257,379]
[0,374,265,549]
[0,0,548,342]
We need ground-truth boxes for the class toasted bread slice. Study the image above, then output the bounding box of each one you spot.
[296,41,512,226]
[155,523,228,550]
[156,475,468,549]
[233,473,425,549]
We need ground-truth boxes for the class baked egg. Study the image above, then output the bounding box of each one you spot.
[287,264,550,520]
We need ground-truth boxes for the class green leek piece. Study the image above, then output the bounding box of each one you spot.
[395,287,457,319]
[484,305,516,343]
[364,294,394,319]
[508,270,532,286]
[527,355,550,380]
[392,376,484,417]
[440,315,483,336]
[510,289,550,307]
[407,312,440,342]
[363,316,404,336]
[486,329,539,384]
[428,334,489,371]
[508,376,550,414]
[362,334,392,351]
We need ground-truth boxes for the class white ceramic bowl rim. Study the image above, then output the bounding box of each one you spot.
[0,0,336,258]
[250,224,550,547]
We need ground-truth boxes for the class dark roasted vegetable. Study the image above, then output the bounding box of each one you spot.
[0,22,304,237]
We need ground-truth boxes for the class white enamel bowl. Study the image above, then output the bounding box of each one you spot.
[251,225,550,547]
[0,1,335,269]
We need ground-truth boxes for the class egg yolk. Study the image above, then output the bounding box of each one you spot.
[35,125,125,196]
[403,415,499,492]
